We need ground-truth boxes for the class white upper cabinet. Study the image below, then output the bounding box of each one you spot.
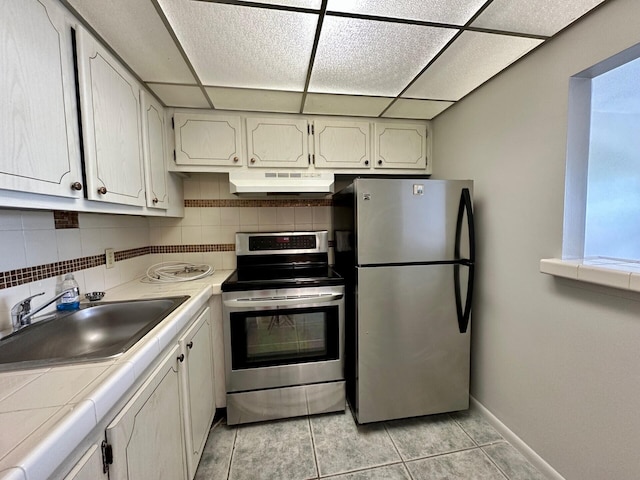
[141,92,169,209]
[246,117,309,168]
[174,112,242,167]
[0,0,83,198]
[76,25,146,207]
[374,122,428,170]
[313,120,371,169]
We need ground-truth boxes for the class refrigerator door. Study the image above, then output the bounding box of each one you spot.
[355,178,472,265]
[355,264,470,424]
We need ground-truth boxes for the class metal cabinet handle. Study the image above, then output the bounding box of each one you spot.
[250,158,256,164]
[187,341,193,349]
[233,156,239,163]
[177,353,185,362]
[97,186,107,195]
[152,197,159,204]
[71,182,83,191]
[364,160,369,166]
[377,160,383,166]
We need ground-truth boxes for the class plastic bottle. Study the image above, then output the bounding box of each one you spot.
[56,273,80,310]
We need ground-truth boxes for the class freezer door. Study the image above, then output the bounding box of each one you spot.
[355,178,472,265]
[355,264,470,424]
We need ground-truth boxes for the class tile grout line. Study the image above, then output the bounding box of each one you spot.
[307,415,321,479]
[382,421,415,479]
[449,412,481,447]
[226,424,239,480]
[478,446,511,480]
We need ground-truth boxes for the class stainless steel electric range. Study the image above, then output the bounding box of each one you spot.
[221,231,345,425]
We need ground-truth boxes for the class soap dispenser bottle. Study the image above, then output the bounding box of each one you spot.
[56,273,80,310]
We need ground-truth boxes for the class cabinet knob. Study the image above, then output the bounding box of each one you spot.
[377,159,383,166]
[233,156,239,163]
[187,341,193,349]
[364,160,369,166]
[177,353,185,363]
[250,158,256,164]
[97,186,108,195]
[152,197,159,204]
[70,182,83,191]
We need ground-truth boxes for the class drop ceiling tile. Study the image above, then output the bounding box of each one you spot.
[471,0,606,36]
[327,0,488,25]
[147,84,210,108]
[157,1,317,91]
[382,98,454,119]
[68,0,194,83]
[303,94,393,116]
[249,0,322,8]
[403,31,543,101]
[310,16,458,97]
[205,87,302,113]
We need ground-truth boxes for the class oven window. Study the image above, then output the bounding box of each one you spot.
[230,306,339,369]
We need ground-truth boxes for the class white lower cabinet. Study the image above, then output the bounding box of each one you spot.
[63,444,105,480]
[105,345,187,480]
[178,306,216,479]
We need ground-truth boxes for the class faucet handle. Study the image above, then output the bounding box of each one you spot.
[10,292,45,318]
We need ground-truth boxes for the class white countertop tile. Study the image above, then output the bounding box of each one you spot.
[0,407,61,460]
[0,372,46,403]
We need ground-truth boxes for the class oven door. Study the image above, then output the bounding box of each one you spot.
[223,286,345,392]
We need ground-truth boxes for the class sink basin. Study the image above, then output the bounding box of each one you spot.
[0,296,189,371]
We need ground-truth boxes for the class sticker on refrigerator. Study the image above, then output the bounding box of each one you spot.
[413,184,424,195]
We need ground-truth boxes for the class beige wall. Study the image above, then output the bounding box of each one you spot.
[432,0,640,478]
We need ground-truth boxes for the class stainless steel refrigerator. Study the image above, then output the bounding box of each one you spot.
[333,177,475,424]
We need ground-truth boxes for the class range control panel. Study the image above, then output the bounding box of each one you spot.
[249,234,316,251]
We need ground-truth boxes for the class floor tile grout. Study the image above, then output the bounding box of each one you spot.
[307,415,321,479]
[478,446,511,480]
[225,423,239,480]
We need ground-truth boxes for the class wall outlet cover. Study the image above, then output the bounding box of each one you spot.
[105,248,115,269]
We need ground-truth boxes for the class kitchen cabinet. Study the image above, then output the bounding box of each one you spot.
[105,345,187,480]
[178,306,216,479]
[141,92,169,209]
[374,122,428,170]
[312,120,371,169]
[0,0,83,198]
[63,444,105,480]
[246,117,309,168]
[174,112,242,167]
[75,25,147,207]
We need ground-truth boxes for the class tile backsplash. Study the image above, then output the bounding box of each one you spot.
[0,173,335,332]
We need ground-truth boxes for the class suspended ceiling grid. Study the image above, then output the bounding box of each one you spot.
[64,0,608,119]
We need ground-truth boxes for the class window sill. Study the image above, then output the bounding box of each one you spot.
[540,258,640,292]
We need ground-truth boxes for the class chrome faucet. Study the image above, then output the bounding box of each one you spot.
[10,287,80,332]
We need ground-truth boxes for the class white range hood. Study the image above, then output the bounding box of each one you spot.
[229,171,335,196]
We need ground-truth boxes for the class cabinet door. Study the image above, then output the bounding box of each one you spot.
[141,92,168,209]
[174,112,242,167]
[179,307,215,479]
[313,120,371,169]
[106,345,187,480]
[76,26,146,206]
[246,117,309,168]
[374,123,427,170]
[63,444,106,480]
[0,0,83,198]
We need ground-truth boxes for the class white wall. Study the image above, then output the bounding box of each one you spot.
[431,0,640,478]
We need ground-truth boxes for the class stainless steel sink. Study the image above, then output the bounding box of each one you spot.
[0,296,189,371]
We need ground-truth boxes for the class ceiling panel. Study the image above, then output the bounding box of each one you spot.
[157,0,318,91]
[382,99,454,119]
[310,16,458,96]
[403,31,543,101]
[67,0,195,83]
[303,94,393,116]
[248,0,322,8]
[471,0,606,36]
[205,87,302,113]
[147,84,210,108]
[327,0,489,25]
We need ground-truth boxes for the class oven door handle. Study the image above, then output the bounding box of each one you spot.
[223,293,343,308]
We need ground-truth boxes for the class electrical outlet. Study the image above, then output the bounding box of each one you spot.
[105,248,115,269]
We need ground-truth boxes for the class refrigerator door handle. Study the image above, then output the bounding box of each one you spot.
[454,188,475,333]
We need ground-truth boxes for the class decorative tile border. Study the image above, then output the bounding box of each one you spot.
[0,244,235,290]
[184,199,333,208]
[53,211,79,229]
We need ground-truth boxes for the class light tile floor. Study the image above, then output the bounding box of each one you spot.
[195,407,548,480]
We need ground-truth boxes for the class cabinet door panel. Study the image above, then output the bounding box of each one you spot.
[0,0,82,197]
[174,113,242,166]
[76,27,146,206]
[314,120,370,169]
[63,444,105,480]
[246,117,309,168]
[141,92,168,209]
[179,307,215,479]
[106,346,187,480]
[374,123,427,170]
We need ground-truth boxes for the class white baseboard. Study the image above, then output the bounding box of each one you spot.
[470,396,565,480]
